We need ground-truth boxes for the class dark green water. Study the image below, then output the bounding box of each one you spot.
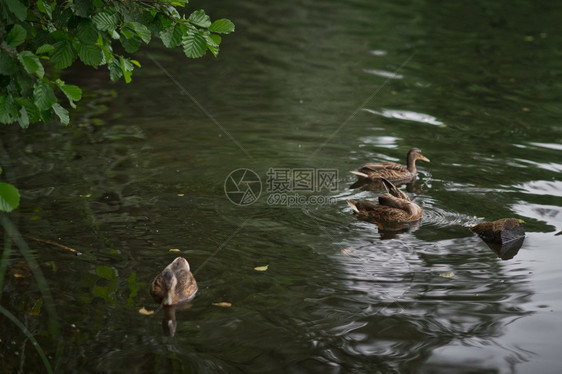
[1,1,562,372]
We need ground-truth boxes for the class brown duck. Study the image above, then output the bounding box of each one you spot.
[347,178,422,227]
[350,147,430,189]
[151,257,198,306]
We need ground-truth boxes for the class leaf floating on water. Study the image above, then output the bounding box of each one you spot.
[439,272,455,278]
[138,307,155,316]
[477,217,485,220]
[518,219,526,223]
[254,265,269,272]
[169,248,181,252]
[177,193,185,197]
[212,302,232,308]
[341,248,352,254]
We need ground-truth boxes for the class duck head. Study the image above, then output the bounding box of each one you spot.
[406,148,430,172]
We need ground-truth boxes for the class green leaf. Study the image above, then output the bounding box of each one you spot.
[119,35,141,53]
[205,33,221,57]
[93,10,119,32]
[16,74,34,95]
[52,103,69,125]
[182,31,207,58]
[5,0,28,21]
[119,56,133,83]
[59,84,82,108]
[209,33,222,46]
[16,98,40,124]
[76,21,99,44]
[160,25,182,48]
[60,84,82,102]
[108,58,122,81]
[17,51,44,78]
[0,182,20,212]
[7,24,27,47]
[33,82,57,111]
[36,44,55,55]
[39,108,52,123]
[74,0,94,17]
[181,32,207,58]
[51,40,77,69]
[77,44,103,66]
[188,10,211,28]
[0,50,18,75]
[18,106,30,128]
[0,95,18,124]
[37,0,53,19]
[120,27,135,39]
[209,19,235,34]
[130,59,141,67]
[127,22,151,44]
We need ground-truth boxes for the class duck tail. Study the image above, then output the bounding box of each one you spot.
[346,199,359,213]
[380,177,396,193]
[350,170,369,178]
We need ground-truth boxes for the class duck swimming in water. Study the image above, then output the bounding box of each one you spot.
[347,178,422,229]
[350,147,430,190]
[150,257,198,306]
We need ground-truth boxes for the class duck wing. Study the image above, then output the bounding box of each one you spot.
[150,274,165,304]
[378,194,410,211]
[360,161,407,173]
[174,269,198,303]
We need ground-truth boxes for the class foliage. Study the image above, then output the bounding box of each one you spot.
[0,166,20,212]
[0,0,235,128]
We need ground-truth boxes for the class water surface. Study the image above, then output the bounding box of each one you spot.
[1,0,561,373]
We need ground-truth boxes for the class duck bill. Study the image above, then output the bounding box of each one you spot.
[420,155,430,162]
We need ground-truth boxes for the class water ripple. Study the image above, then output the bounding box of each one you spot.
[363,108,446,126]
[363,68,404,79]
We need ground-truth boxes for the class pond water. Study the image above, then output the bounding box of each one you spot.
[1,1,562,373]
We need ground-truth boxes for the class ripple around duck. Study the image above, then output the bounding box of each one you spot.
[421,201,481,230]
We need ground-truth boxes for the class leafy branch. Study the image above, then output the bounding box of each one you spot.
[0,0,235,128]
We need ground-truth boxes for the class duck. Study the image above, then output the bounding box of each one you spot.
[151,257,198,306]
[347,178,422,228]
[349,147,430,190]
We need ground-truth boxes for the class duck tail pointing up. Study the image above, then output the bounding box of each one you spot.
[346,199,359,213]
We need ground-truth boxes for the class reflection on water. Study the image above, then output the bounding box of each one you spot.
[363,68,404,80]
[515,180,562,197]
[483,237,525,260]
[1,0,562,372]
[363,108,445,127]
